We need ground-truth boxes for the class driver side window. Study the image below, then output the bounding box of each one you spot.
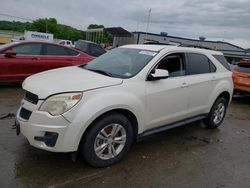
[157,53,186,77]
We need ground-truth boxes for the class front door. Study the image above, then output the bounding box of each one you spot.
[145,53,189,131]
[0,43,42,83]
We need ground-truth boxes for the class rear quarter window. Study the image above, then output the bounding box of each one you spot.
[67,49,79,56]
[213,55,231,71]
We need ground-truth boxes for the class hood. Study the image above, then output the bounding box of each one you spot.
[23,66,123,99]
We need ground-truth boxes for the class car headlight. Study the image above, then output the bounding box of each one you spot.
[39,92,82,116]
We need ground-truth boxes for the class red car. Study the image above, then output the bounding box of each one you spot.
[0,41,94,84]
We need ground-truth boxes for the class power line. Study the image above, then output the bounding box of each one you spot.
[0,12,34,21]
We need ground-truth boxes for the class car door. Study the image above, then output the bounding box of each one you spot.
[185,53,217,117]
[0,43,42,83]
[145,53,189,131]
[39,44,76,70]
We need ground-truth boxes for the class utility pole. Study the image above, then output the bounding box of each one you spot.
[145,8,151,42]
[222,31,226,42]
[136,21,139,32]
[45,20,48,33]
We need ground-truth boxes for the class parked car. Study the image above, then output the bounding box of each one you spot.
[232,61,250,93]
[0,41,94,84]
[58,40,75,48]
[75,40,106,57]
[16,45,233,167]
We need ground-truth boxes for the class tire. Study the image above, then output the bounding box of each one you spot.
[81,112,134,167]
[203,97,228,129]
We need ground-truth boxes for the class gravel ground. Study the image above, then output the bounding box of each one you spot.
[0,86,250,188]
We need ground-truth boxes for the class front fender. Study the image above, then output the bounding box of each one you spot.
[63,87,145,150]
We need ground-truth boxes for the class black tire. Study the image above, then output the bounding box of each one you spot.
[81,112,134,167]
[203,97,228,129]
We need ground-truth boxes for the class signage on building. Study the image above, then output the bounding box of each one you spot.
[24,31,54,41]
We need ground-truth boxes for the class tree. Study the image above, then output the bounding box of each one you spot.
[0,19,112,43]
[87,24,113,43]
[27,18,58,34]
[87,24,104,29]
[27,18,85,41]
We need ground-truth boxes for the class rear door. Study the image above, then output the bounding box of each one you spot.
[39,44,78,70]
[0,43,42,83]
[185,53,217,117]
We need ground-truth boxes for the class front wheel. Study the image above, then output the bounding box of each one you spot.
[81,113,134,167]
[203,97,228,129]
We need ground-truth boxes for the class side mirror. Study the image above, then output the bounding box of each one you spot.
[4,50,17,58]
[148,69,169,81]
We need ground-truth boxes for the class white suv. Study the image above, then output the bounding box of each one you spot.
[16,45,233,167]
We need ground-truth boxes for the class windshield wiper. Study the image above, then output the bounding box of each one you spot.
[79,65,114,77]
[86,68,113,77]
[79,64,87,68]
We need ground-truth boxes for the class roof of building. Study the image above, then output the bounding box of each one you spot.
[133,31,246,51]
[105,27,132,37]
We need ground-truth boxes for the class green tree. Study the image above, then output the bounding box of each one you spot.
[0,19,112,43]
[87,24,104,29]
[86,24,112,43]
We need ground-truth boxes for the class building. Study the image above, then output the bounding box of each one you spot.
[109,28,250,63]
[0,31,23,44]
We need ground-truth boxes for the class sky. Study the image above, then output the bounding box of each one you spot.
[1,0,250,48]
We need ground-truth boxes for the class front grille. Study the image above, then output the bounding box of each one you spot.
[24,91,38,104]
[20,108,32,120]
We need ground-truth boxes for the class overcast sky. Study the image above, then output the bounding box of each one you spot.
[1,0,250,48]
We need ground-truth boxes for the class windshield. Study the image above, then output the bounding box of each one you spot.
[82,48,157,78]
[0,42,19,50]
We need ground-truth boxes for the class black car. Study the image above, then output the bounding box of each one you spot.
[75,40,106,57]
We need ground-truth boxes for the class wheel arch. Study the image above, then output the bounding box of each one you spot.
[217,91,231,105]
[77,108,139,150]
[208,78,233,112]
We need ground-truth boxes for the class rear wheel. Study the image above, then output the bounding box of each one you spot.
[203,97,228,129]
[81,113,134,167]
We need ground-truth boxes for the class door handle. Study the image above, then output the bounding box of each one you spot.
[181,82,188,88]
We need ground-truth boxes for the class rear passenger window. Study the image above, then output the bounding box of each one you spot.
[44,44,69,56]
[187,53,211,75]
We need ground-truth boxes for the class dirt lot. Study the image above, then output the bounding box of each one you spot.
[0,86,250,188]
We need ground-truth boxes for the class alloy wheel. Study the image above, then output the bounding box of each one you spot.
[94,123,126,160]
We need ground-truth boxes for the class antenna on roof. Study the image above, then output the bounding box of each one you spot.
[145,8,152,42]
